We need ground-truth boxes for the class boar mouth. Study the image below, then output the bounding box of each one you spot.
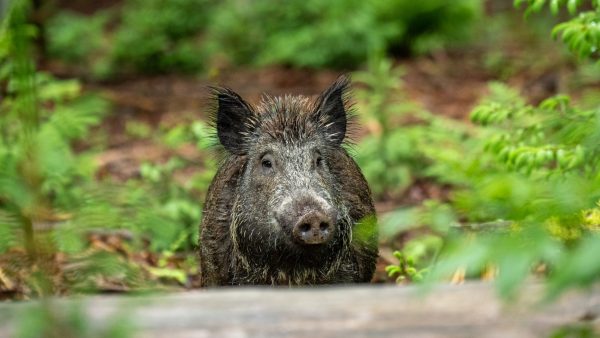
[275,228,345,268]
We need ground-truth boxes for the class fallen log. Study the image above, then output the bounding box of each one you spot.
[0,282,599,338]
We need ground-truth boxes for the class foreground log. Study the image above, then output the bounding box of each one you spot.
[0,282,599,338]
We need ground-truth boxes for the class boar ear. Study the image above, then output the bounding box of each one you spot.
[314,75,349,145]
[212,87,256,155]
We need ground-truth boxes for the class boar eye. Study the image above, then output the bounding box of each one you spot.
[261,154,274,171]
[315,155,323,167]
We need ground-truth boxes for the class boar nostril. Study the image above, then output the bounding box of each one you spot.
[299,223,311,233]
[319,222,329,231]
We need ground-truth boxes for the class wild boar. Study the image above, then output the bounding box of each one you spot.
[199,76,377,286]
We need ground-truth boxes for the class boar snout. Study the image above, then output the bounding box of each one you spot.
[293,210,335,245]
[277,197,337,245]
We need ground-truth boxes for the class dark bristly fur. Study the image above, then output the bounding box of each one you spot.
[199,75,378,286]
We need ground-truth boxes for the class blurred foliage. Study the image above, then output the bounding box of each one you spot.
[353,56,419,198]
[14,300,133,338]
[551,323,599,338]
[385,235,443,283]
[478,10,566,81]
[46,0,211,78]
[354,55,472,200]
[111,0,210,74]
[471,84,598,177]
[1,0,212,299]
[383,80,600,298]
[45,11,111,78]
[206,0,482,68]
[381,0,600,299]
[44,0,483,77]
[515,0,600,59]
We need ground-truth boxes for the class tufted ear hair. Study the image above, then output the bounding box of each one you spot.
[211,87,256,155]
[313,75,350,145]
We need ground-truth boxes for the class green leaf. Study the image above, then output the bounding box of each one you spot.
[146,266,188,284]
[567,0,579,14]
[547,235,600,298]
[550,0,560,14]
[0,210,19,253]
